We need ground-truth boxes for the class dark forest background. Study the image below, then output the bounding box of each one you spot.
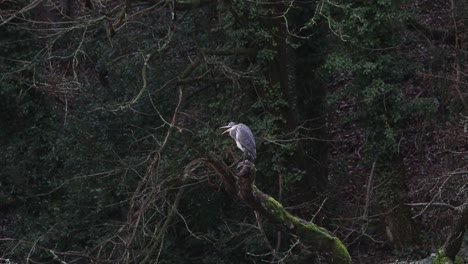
[0,0,466,263]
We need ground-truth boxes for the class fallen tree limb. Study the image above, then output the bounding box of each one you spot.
[205,152,352,264]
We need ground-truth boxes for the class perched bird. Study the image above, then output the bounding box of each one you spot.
[220,122,256,161]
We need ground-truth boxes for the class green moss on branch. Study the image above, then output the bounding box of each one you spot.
[433,249,464,264]
[206,155,352,264]
[262,196,352,264]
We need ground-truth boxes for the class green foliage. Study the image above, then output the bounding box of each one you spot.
[324,1,436,155]
[284,168,306,186]
[0,12,167,260]
[0,1,296,261]
[2,0,462,263]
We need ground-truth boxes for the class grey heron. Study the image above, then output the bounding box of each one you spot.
[220,122,256,161]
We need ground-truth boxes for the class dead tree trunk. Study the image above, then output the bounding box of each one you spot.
[205,153,352,264]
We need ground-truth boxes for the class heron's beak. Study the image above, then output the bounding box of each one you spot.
[219,126,231,134]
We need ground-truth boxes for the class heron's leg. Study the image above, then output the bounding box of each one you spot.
[228,153,244,168]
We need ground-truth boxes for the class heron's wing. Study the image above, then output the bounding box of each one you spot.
[236,124,256,159]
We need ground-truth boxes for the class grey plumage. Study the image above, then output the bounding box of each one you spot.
[220,122,256,161]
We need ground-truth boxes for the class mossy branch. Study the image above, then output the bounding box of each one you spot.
[206,152,352,264]
[433,249,465,264]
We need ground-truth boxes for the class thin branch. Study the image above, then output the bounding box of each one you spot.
[363,158,378,221]
[0,0,44,26]
[405,202,456,211]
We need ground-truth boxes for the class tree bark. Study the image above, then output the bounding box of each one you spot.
[205,153,352,264]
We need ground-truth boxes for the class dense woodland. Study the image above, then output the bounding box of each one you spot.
[0,0,467,263]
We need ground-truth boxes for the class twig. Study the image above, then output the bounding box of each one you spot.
[254,211,278,261]
[311,197,328,223]
[405,202,456,211]
[49,250,68,264]
[363,158,378,221]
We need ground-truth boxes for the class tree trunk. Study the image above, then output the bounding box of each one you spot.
[377,154,417,251]
[292,26,330,195]
[264,3,329,202]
